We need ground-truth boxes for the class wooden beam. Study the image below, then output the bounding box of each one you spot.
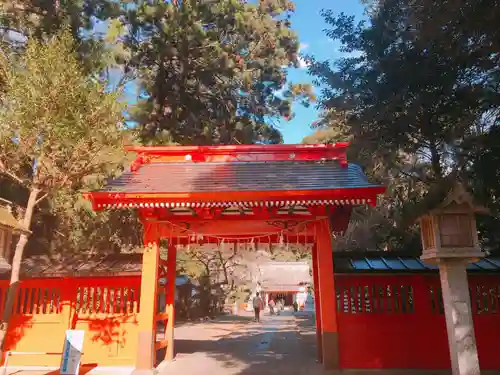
[157,231,317,245]
[330,205,352,234]
[157,207,316,221]
[88,187,384,207]
[154,219,319,237]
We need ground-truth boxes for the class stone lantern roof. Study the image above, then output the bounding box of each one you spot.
[428,182,489,215]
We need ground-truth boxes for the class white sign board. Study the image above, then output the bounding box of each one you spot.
[60,330,85,375]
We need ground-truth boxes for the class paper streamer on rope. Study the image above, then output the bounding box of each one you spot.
[154,218,320,247]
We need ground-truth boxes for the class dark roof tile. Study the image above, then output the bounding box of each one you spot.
[98,161,377,193]
[333,253,500,273]
[5,253,144,279]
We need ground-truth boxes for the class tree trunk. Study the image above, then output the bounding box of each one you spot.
[0,187,39,351]
[429,139,443,179]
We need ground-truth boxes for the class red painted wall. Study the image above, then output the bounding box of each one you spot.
[335,274,500,370]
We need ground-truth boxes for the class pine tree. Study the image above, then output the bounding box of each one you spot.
[123,0,313,144]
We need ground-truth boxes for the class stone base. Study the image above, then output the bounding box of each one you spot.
[131,369,158,375]
[316,328,323,363]
[322,330,339,370]
[420,248,484,264]
[328,371,500,375]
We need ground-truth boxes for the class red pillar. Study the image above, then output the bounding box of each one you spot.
[315,218,340,370]
[133,222,160,374]
[165,242,177,361]
[311,244,323,363]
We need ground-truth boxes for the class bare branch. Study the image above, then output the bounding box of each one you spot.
[0,161,26,186]
[34,192,48,206]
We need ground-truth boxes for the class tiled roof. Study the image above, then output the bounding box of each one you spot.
[6,253,143,279]
[98,161,377,193]
[334,253,500,273]
[5,253,194,282]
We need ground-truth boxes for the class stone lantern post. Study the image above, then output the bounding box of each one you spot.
[419,183,488,375]
[0,198,27,274]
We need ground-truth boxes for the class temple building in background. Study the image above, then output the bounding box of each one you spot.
[258,261,312,309]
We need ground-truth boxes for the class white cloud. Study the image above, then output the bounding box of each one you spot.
[297,43,310,69]
[297,56,310,68]
[273,86,286,98]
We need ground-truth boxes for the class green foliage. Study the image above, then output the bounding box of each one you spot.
[0,0,123,75]
[0,0,317,263]
[306,0,500,251]
[463,123,500,253]
[177,250,207,280]
[0,29,136,256]
[122,0,314,144]
[0,1,316,147]
[0,29,126,191]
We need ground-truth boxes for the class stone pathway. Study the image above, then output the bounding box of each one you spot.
[158,311,329,375]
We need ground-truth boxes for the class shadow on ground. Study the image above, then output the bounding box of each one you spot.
[175,314,255,327]
[159,312,327,375]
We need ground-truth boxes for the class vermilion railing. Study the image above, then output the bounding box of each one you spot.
[0,276,142,367]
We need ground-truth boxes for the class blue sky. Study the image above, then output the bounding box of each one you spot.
[116,0,367,144]
[280,0,366,144]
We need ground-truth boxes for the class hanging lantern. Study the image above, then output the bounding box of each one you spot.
[0,199,29,274]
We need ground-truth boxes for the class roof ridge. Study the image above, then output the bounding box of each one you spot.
[141,160,350,166]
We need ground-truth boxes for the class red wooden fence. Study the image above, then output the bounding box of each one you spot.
[335,274,500,370]
[0,276,142,367]
[3,272,500,370]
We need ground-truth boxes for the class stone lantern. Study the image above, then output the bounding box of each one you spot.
[419,182,488,375]
[420,182,487,263]
[0,198,27,274]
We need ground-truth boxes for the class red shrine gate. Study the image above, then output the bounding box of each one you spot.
[85,143,385,373]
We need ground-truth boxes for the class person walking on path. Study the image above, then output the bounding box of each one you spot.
[253,292,264,322]
[275,298,282,315]
[269,297,276,315]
